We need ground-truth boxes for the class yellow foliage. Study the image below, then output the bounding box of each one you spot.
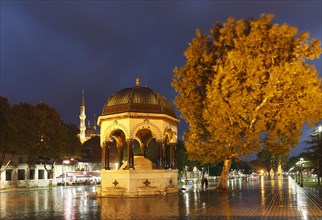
[172,14,322,164]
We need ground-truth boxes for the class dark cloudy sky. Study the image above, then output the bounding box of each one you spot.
[1,1,321,157]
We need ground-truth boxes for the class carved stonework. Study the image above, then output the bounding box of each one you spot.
[164,127,177,144]
[98,78,179,172]
[130,119,163,140]
[143,179,151,187]
[169,179,173,187]
[113,179,119,187]
[102,121,129,140]
[100,112,179,123]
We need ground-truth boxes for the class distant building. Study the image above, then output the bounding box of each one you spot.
[78,90,99,144]
[0,156,76,189]
[0,91,101,190]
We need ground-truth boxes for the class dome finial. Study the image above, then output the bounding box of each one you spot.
[136,76,140,87]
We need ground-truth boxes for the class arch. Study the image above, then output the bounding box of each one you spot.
[132,139,142,156]
[133,137,144,152]
[134,137,143,146]
[102,120,129,143]
[146,136,154,146]
[130,119,163,140]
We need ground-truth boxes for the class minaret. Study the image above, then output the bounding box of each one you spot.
[79,90,86,144]
[93,114,97,130]
[136,76,140,87]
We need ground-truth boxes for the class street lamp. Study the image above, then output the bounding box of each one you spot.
[185,166,188,184]
[300,158,304,187]
[295,158,305,187]
[317,124,322,133]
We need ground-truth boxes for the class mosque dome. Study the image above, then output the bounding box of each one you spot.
[102,77,177,118]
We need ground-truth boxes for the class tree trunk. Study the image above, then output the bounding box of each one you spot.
[0,159,12,174]
[44,160,56,179]
[217,158,232,190]
[266,166,271,180]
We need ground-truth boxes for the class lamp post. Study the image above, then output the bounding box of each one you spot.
[300,158,304,187]
[185,166,188,184]
[295,158,304,187]
[296,170,298,183]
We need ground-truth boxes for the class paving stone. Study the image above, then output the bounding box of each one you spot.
[0,177,321,219]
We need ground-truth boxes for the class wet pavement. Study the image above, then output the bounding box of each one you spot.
[1,176,322,219]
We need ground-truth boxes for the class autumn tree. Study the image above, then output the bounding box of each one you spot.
[172,14,322,190]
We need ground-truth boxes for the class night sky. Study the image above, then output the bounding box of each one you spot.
[1,1,321,158]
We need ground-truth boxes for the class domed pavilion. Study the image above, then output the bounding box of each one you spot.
[97,77,179,197]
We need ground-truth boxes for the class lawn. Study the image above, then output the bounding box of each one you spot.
[303,181,322,188]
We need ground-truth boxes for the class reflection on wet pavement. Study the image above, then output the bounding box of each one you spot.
[1,177,322,219]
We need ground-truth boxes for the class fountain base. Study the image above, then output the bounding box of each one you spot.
[97,169,178,197]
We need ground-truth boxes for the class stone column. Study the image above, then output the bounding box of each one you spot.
[158,140,165,169]
[164,143,169,169]
[127,139,135,169]
[105,142,110,170]
[169,143,176,169]
[101,143,106,169]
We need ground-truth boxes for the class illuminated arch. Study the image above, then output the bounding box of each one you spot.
[130,119,163,140]
[102,120,129,142]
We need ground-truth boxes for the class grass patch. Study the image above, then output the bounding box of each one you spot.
[303,182,322,188]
